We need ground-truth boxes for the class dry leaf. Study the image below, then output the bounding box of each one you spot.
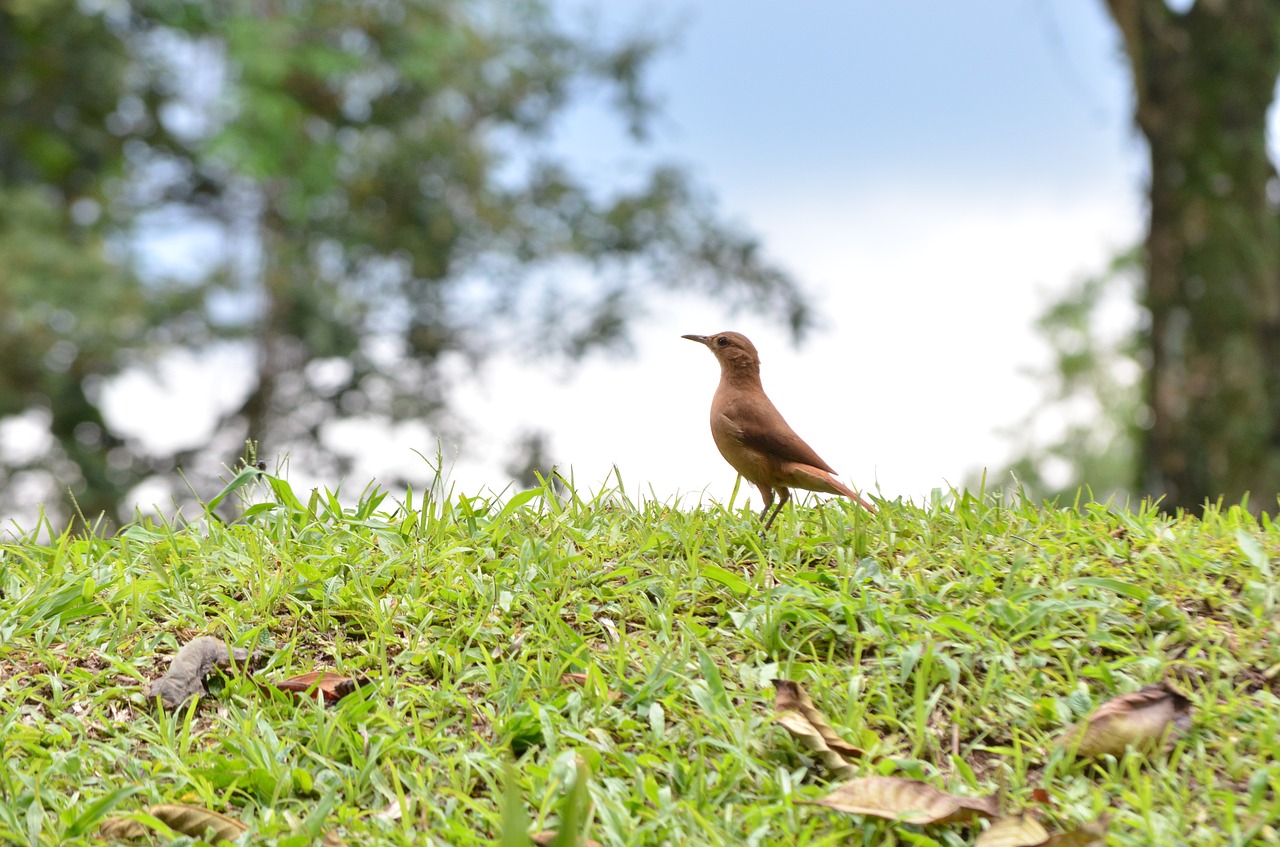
[147,637,258,711]
[1043,815,1110,847]
[529,830,604,847]
[597,617,620,644]
[814,776,998,825]
[772,679,867,779]
[1057,682,1191,759]
[271,670,370,705]
[494,631,527,659]
[976,813,1109,847]
[100,803,248,843]
[976,814,1051,847]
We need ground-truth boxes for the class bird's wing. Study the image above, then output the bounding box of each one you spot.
[722,394,838,474]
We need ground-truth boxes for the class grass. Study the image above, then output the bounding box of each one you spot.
[0,469,1277,846]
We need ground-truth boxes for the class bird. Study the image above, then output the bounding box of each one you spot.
[683,331,876,530]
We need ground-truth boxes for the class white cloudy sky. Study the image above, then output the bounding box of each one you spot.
[109,1,1158,515]
[439,1,1147,506]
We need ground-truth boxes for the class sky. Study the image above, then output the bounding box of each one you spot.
[429,1,1147,506]
[106,1,1154,515]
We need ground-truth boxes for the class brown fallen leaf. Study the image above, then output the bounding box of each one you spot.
[814,776,998,825]
[1057,682,1191,759]
[271,670,371,705]
[146,637,259,711]
[772,679,868,779]
[1043,815,1110,847]
[320,828,348,847]
[976,814,1051,847]
[530,830,604,847]
[100,803,248,843]
[976,813,1110,847]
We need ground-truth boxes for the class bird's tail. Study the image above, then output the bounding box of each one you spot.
[782,462,877,515]
[835,481,878,515]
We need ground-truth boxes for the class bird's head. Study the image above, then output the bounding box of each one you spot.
[682,331,761,374]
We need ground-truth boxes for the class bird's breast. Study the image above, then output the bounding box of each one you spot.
[710,411,771,484]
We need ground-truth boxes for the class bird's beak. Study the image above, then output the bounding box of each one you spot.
[682,334,710,345]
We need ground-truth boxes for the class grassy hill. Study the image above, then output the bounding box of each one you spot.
[0,471,1276,846]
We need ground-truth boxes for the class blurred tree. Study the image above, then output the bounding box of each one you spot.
[1,0,810,527]
[0,187,141,523]
[503,429,561,492]
[987,251,1144,504]
[1103,1,1280,511]
[0,0,207,525]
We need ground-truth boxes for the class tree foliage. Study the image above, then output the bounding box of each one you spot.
[1007,3,1280,511]
[0,0,811,527]
[990,250,1145,504]
[0,0,204,523]
[1103,0,1280,511]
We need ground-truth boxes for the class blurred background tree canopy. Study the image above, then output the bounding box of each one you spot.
[985,250,1144,504]
[6,0,1280,528]
[1106,0,1280,514]
[0,0,810,527]
[997,1,1280,514]
[1103,0,1280,513]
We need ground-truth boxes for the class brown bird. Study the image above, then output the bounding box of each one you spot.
[683,331,876,530]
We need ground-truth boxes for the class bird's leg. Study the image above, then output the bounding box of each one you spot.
[761,487,790,532]
[756,485,775,522]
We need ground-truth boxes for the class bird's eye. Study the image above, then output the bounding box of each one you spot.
[716,336,728,347]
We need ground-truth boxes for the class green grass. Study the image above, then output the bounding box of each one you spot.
[1,470,1278,846]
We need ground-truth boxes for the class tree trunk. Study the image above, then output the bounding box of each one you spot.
[1106,0,1280,513]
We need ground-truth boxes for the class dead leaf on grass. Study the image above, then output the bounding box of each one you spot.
[978,812,1111,847]
[1057,682,1191,759]
[146,637,260,711]
[270,670,371,705]
[772,679,868,779]
[529,831,604,847]
[1042,815,1109,846]
[100,803,248,843]
[976,813,1051,847]
[814,776,998,825]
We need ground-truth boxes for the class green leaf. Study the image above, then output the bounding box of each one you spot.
[66,786,141,837]
[494,489,541,525]
[266,475,307,512]
[1236,529,1272,574]
[498,762,530,847]
[694,642,730,715]
[240,502,278,520]
[206,467,264,512]
[927,613,980,639]
[1066,576,1152,602]
[701,564,750,595]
